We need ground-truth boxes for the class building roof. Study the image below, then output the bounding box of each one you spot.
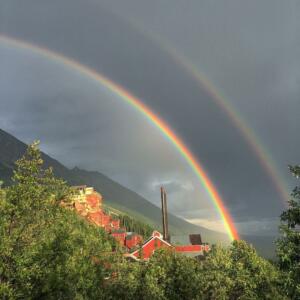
[127,231,210,261]
[129,231,173,259]
[86,193,101,208]
[126,233,141,240]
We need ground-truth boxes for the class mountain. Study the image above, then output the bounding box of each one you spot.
[241,234,277,259]
[0,128,230,244]
[0,128,278,257]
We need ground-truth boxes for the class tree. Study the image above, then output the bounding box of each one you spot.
[0,141,67,298]
[105,249,202,300]
[148,249,202,300]
[119,214,154,238]
[106,241,285,300]
[277,165,300,299]
[198,240,285,300]
[0,142,114,299]
[0,141,290,299]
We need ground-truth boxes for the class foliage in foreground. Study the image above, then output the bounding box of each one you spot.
[0,142,115,299]
[277,165,300,299]
[0,142,298,299]
[106,241,285,300]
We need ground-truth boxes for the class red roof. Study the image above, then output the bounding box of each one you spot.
[125,234,143,250]
[111,231,126,246]
[110,219,120,229]
[87,211,105,226]
[127,231,210,260]
[130,231,173,260]
[175,245,203,252]
[86,193,102,208]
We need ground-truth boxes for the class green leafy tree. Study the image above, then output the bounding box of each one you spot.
[277,165,300,299]
[106,242,284,300]
[0,141,67,298]
[198,240,284,300]
[105,249,202,300]
[147,249,202,300]
[104,259,142,300]
[0,142,114,299]
[0,141,290,299]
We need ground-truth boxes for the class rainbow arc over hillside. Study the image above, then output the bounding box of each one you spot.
[162,45,290,205]
[0,34,239,240]
[125,23,290,205]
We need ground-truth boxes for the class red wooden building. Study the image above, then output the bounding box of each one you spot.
[70,186,209,259]
[126,231,209,261]
[111,229,127,246]
[128,231,173,260]
[175,244,210,253]
[125,233,143,250]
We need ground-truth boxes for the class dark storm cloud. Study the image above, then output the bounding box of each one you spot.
[0,45,213,218]
[102,0,300,222]
[102,0,300,169]
[1,0,298,235]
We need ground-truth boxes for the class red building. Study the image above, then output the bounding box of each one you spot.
[86,193,102,210]
[70,186,209,259]
[74,201,87,216]
[87,211,111,228]
[111,229,127,246]
[126,231,209,261]
[125,233,143,250]
[69,186,146,249]
[175,244,210,253]
[72,186,120,232]
[127,231,173,260]
[111,219,120,230]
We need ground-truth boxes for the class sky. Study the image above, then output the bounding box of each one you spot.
[0,0,299,236]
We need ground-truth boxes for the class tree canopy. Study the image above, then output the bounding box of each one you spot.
[0,142,115,299]
[0,142,297,299]
[277,165,300,299]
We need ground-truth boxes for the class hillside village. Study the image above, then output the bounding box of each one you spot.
[66,185,210,260]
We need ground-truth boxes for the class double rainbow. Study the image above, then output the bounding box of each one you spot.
[0,34,239,240]
[122,19,290,206]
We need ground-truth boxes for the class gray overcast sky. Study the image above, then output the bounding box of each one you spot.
[0,0,299,236]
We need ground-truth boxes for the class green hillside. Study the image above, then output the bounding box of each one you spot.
[0,128,230,244]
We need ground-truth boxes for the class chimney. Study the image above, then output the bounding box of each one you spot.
[189,234,202,245]
[160,187,170,242]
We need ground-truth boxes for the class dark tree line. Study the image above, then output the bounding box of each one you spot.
[119,214,154,238]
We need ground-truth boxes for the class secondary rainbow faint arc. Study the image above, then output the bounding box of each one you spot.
[90,5,290,205]
[0,34,239,240]
[163,45,290,205]
[120,21,290,205]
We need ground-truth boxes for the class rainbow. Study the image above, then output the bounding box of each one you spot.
[162,45,290,205]
[119,19,290,205]
[0,34,239,240]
